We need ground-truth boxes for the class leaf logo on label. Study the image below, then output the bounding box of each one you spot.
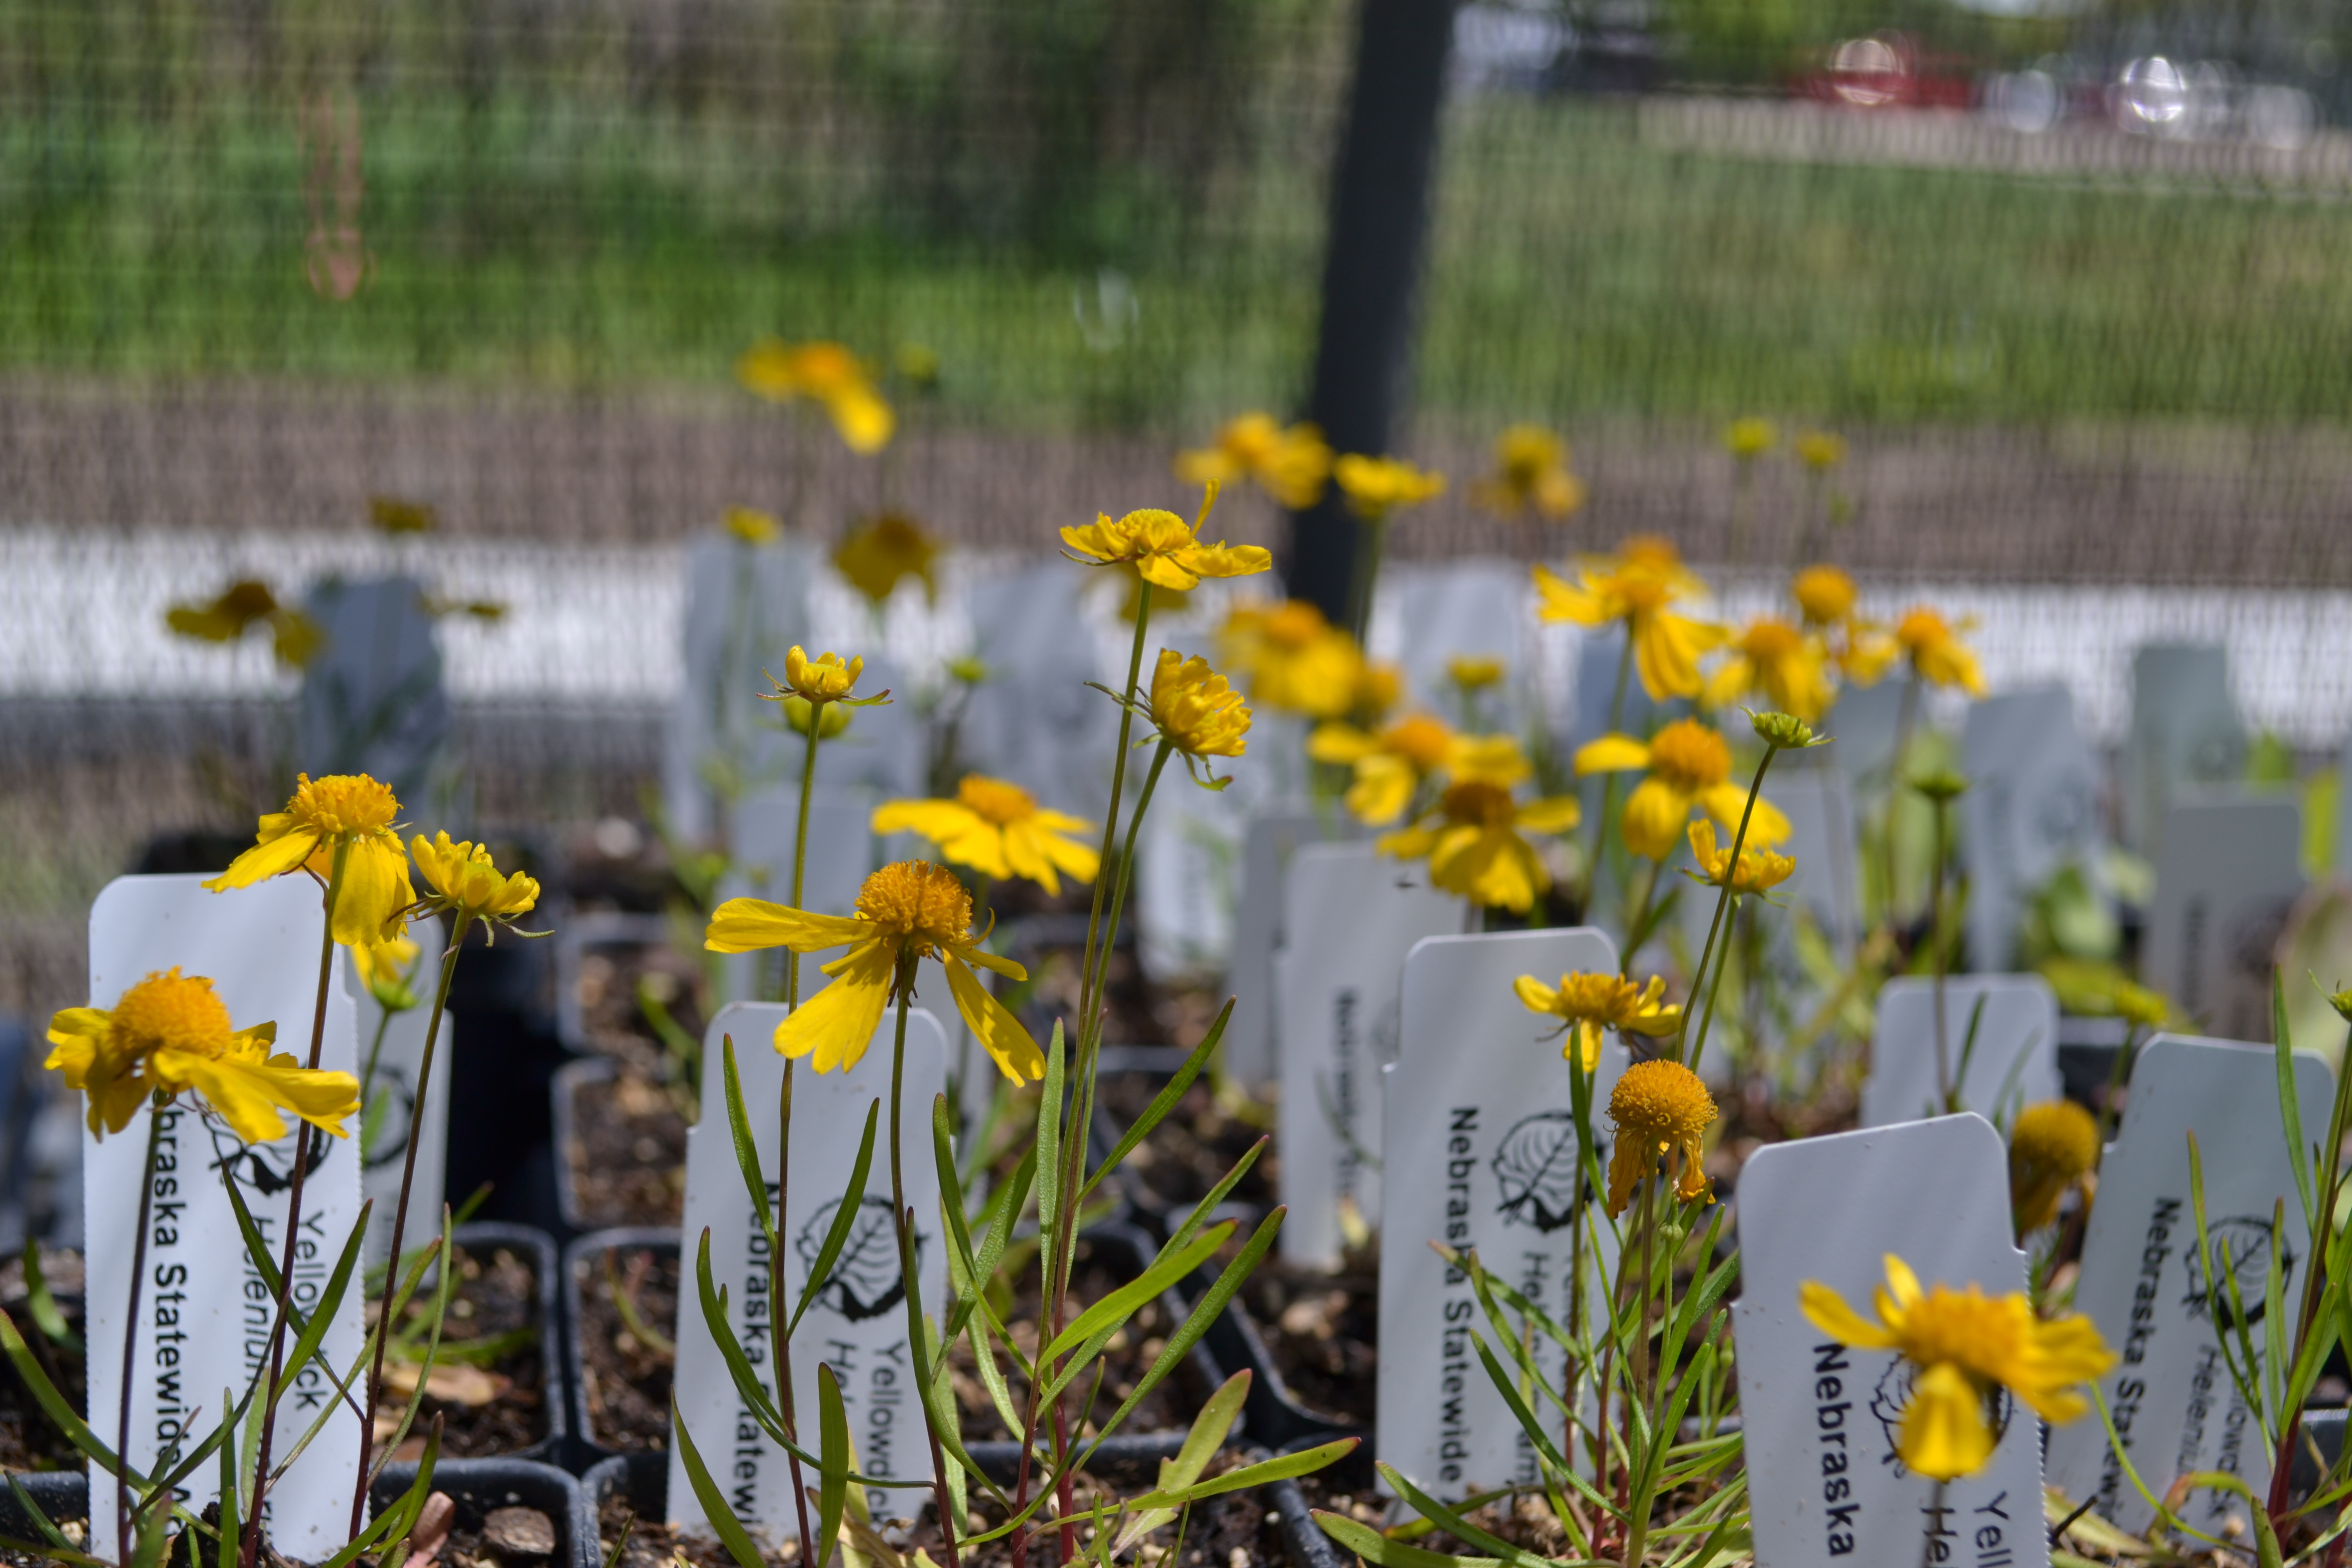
[1490,1112,1582,1233]
[197,1107,333,1197]
[2182,1217,2292,1330]
[797,1196,925,1322]
[1866,1359,2016,1477]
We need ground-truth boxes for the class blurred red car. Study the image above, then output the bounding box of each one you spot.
[1793,33,1975,110]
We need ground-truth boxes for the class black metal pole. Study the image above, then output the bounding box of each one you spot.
[1284,0,1458,632]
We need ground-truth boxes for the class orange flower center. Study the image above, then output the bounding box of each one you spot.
[1741,618,1804,660]
[286,773,399,838]
[1263,602,1330,649]
[1441,779,1518,829]
[1553,972,1647,1027]
[109,969,237,1061]
[1385,715,1455,771]
[957,775,1039,826]
[1792,566,1856,624]
[1897,609,1949,651]
[854,862,974,953]
[1608,1059,1716,1147]
[1646,720,1730,793]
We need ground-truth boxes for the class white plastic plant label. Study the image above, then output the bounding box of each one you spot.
[2143,796,2302,1041]
[1390,562,1528,723]
[2124,644,2244,858]
[299,575,451,808]
[717,788,875,1007]
[665,534,818,843]
[1961,687,2104,973]
[84,874,368,1562]
[1134,762,1243,984]
[958,562,1117,823]
[668,1000,949,1535]
[1734,1114,2045,1568]
[1277,844,1461,1268]
[1223,808,1356,1084]
[348,915,448,1269]
[1375,926,1625,1499]
[1859,975,2062,1130]
[2043,1034,2331,1535]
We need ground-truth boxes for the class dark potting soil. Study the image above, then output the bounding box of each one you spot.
[0,1248,85,1472]
[572,940,709,1065]
[566,1068,690,1228]
[576,1245,681,1453]
[377,1242,549,1460]
[575,1239,1197,1454]
[1097,1077,1277,1220]
[1236,1264,1376,1429]
[598,1463,1276,1568]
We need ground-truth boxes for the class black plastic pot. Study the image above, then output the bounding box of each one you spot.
[449,1221,568,1465]
[561,1222,1239,1485]
[1262,1433,1373,1568]
[0,1458,596,1568]
[550,1057,623,1237]
[555,914,676,1057]
[1196,1285,1363,1456]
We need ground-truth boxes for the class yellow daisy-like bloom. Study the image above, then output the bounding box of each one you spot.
[1352,660,1404,725]
[1447,655,1505,692]
[776,647,866,703]
[1513,971,1681,1072]
[1605,1059,1717,1216]
[1060,490,1275,592]
[1333,454,1446,520]
[1801,1255,2117,1482]
[1378,780,1580,914]
[1791,565,1857,627]
[2111,980,2171,1030]
[1791,564,1896,683]
[1896,607,1987,697]
[1573,719,1790,862]
[1473,425,1584,521]
[1146,650,1252,765]
[1533,559,1725,703]
[1704,617,1834,723]
[2009,1099,2100,1234]
[411,833,542,930]
[1308,713,1460,825]
[1795,429,1848,471]
[352,935,422,1013]
[1723,418,1778,459]
[1174,413,1333,510]
[45,969,359,1146]
[165,579,324,670]
[723,506,781,546]
[737,338,895,453]
[872,776,1099,896]
[833,513,939,607]
[1686,820,1795,894]
[705,862,1040,1082]
[205,773,414,948]
[1218,600,1364,719]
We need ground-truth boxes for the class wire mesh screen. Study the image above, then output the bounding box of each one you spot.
[11,0,2352,1023]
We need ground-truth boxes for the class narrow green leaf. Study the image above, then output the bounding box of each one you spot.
[1376,1463,1558,1568]
[0,1308,129,1476]
[2277,972,2317,1237]
[1043,1221,1232,1362]
[673,1404,778,1568]
[721,1036,778,1254]
[1469,1334,1579,1492]
[4,1474,70,1551]
[1314,1511,1501,1568]
[1035,1021,1066,1243]
[215,1392,239,1568]
[817,1363,850,1568]
[1081,1001,1230,1201]
[320,1418,441,1568]
[791,1100,880,1335]
[1160,1138,1268,1262]
[1123,1438,1357,1514]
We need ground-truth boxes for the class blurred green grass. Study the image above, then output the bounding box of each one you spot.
[7,89,2352,432]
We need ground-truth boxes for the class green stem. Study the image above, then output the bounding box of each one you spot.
[244,837,351,1568]
[1679,745,1782,1075]
[1928,793,1953,1113]
[775,1061,817,1568]
[1583,641,1635,912]
[1075,585,1153,1040]
[353,929,463,1533]
[1881,675,1919,937]
[357,1009,394,1135]
[115,1100,165,1565]
[786,702,825,1006]
[887,963,963,1568]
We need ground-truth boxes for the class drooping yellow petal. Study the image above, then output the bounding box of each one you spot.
[1573,733,1651,775]
[204,817,320,891]
[1700,784,1791,846]
[773,939,898,1073]
[333,835,416,946]
[1621,778,1693,861]
[1306,724,1380,765]
[1532,564,1605,626]
[169,1048,360,1145]
[1343,754,1417,826]
[1512,975,1561,1013]
[824,386,895,454]
[1700,655,1753,714]
[998,822,1063,897]
[1798,1281,1900,1351]
[945,951,1045,1085]
[1631,611,1725,703]
[1515,796,1583,835]
[1899,1362,1995,1481]
[1882,1252,1925,1310]
[706,898,875,955]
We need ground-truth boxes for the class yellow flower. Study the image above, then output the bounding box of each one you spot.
[723,506,781,546]
[1605,1059,1716,1215]
[1686,820,1795,894]
[872,776,1098,896]
[2009,1099,2100,1234]
[1333,454,1446,521]
[1896,608,1987,697]
[2111,980,2171,1030]
[775,647,868,704]
[1791,565,1857,627]
[1309,713,1462,826]
[1145,651,1253,772]
[1704,617,1833,723]
[351,935,422,1013]
[1723,418,1778,459]
[705,862,1040,1082]
[1801,1255,2117,1481]
[1218,600,1364,720]
[1060,489,1275,592]
[1378,780,1580,914]
[1353,660,1404,724]
[1574,720,1789,861]
[1174,413,1333,510]
[1447,655,1505,692]
[833,513,939,607]
[1473,425,1584,521]
[737,338,895,453]
[205,774,414,947]
[1513,971,1681,1071]
[410,833,542,932]
[165,579,324,670]
[45,969,359,1146]
[1795,429,1847,471]
[1791,565,1896,683]
[1534,559,1725,703]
